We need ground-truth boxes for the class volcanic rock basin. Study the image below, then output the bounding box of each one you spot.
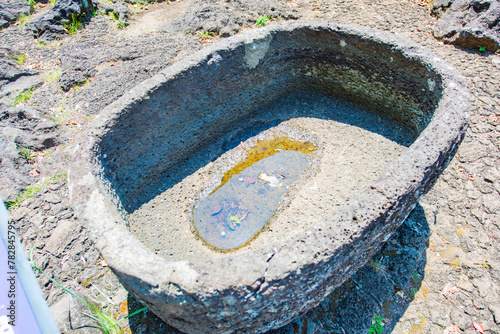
[68,22,469,334]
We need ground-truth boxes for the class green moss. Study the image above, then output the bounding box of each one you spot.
[6,174,66,210]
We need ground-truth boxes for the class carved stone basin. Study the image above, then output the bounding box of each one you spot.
[69,22,469,334]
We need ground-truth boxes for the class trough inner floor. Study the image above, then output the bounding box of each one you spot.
[127,91,415,262]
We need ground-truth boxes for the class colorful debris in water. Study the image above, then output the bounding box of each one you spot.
[192,137,317,251]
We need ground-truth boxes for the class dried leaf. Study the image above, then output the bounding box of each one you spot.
[473,322,485,333]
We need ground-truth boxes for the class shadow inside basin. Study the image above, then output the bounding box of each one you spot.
[126,203,430,333]
[122,89,416,214]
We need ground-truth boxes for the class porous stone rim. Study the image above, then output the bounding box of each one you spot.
[68,21,469,333]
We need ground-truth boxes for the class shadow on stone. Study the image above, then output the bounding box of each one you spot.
[125,204,429,333]
[123,89,417,213]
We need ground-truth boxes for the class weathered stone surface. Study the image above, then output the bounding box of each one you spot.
[68,22,469,333]
[28,0,94,40]
[0,46,35,88]
[58,70,87,91]
[0,73,45,105]
[95,1,129,22]
[433,0,500,51]
[0,103,63,201]
[169,0,299,36]
[59,34,201,114]
[0,0,33,29]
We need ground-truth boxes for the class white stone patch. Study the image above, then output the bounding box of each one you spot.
[244,35,272,69]
[340,40,347,47]
[428,79,436,91]
[207,53,222,67]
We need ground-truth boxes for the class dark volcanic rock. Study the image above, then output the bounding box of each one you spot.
[95,1,129,22]
[0,103,64,201]
[0,0,33,29]
[170,0,299,36]
[432,0,455,17]
[59,34,202,114]
[0,102,62,150]
[433,0,500,51]
[28,0,94,40]
[58,70,87,91]
[0,47,35,88]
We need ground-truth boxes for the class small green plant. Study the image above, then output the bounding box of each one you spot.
[45,70,61,82]
[73,77,90,90]
[479,46,486,52]
[108,12,126,29]
[18,146,36,163]
[368,315,385,334]
[17,14,32,27]
[11,88,33,106]
[24,0,36,8]
[196,31,217,38]
[12,52,27,65]
[411,270,421,285]
[48,103,72,125]
[5,174,66,209]
[410,288,417,298]
[49,0,57,5]
[63,13,83,35]
[29,248,148,334]
[37,40,46,47]
[370,259,382,271]
[255,15,271,27]
[483,261,492,269]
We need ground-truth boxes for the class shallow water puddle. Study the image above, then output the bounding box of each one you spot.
[192,138,316,251]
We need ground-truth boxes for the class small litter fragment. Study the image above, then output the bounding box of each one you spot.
[236,210,250,221]
[229,216,241,230]
[473,322,485,334]
[221,231,226,236]
[243,177,257,184]
[211,204,223,216]
[100,259,108,267]
[474,322,484,334]
[278,174,286,178]
[258,172,282,187]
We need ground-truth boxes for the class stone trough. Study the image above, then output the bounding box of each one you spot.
[69,22,469,334]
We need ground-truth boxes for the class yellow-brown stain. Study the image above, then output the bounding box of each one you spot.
[193,137,317,253]
[414,283,430,301]
[410,315,427,333]
[212,137,316,194]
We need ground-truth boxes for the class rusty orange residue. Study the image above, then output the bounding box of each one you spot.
[119,301,128,315]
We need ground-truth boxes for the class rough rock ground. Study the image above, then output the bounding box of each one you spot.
[432,0,500,51]
[1,0,499,333]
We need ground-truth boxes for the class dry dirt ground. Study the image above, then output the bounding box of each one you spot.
[2,0,500,333]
